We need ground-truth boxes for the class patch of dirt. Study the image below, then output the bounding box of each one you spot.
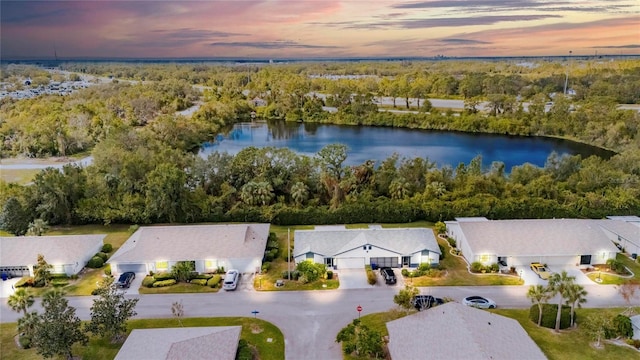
[250,323,263,334]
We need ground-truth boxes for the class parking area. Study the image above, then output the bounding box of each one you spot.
[518,265,594,286]
[121,272,145,295]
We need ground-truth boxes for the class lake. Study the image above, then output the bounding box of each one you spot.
[200,121,614,170]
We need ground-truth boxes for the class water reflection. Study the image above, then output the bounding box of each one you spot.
[200,121,614,170]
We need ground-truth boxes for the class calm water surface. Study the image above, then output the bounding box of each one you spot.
[200,122,614,170]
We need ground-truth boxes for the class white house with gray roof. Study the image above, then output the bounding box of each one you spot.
[0,235,105,277]
[108,224,270,275]
[605,216,640,258]
[445,218,620,268]
[115,326,241,360]
[386,302,546,360]
[293,226,440,269]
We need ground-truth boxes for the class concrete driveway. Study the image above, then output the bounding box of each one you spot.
[122,272,145,295]
[336,269,370,289]
[0,277,20,298]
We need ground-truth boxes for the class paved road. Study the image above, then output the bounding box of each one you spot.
[0,284,628,360]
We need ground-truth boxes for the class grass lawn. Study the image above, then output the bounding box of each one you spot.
[0,168,41,185]
[254,260,339,291]
[1,317,284,360]
[584,253,640,285]
[493,308,640,360]
[408,237,524,286]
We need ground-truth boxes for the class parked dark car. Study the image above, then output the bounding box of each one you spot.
[117,272,136,288]
[380,267,396,284]
[411,295,444,310]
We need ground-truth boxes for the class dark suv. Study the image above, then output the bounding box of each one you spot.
[380,267,396,284]
[116,272,136,288]
[411,295,444,310]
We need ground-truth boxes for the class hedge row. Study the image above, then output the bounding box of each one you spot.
[153,279,177,287]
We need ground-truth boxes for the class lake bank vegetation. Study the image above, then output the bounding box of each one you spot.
[1,60,639,232]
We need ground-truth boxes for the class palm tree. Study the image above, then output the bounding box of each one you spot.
[526,285,550,326]
[290,182,309,207]
[389,177,410,200]
[547,270,576,331]
[565,283,588,327]
[240,182,257,206]
[7,288,35,316]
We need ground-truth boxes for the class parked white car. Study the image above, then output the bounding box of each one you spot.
[223,269,240,291]
[462,296,497,309]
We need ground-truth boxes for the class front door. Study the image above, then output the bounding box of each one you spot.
[402,256,411,267]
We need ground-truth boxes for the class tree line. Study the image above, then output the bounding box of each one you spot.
[1,60,639,232]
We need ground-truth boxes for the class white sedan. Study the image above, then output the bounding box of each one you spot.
[462,296,497,309]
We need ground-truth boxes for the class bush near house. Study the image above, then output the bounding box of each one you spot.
[207,275,221,288]
[142,276,156,288]
[365,265,377,285]
[190,279,208,286]
[470,261,484,273]
[153,272,175,281]
[152,279,177,287]
[95,252,108,261]
[86,256,104,268]
[14,276,35,287]
[101,243,113,253]
[528,304,571,329]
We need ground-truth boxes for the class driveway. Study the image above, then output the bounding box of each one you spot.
[517,265,549,286]
[122,272,145,295]
[553,266,593,285]
[336,269,370,289]
[0,277,20,298]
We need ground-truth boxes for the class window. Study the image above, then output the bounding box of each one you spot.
[306,253,314,260]
[156,261,168,271]
[580,255,591,265]
[325,258,334,267]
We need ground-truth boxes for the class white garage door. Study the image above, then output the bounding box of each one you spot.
[336,257,365,269]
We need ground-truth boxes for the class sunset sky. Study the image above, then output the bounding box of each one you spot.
[1,0,639,59]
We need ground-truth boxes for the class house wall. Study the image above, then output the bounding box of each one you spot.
[338,245,399,262]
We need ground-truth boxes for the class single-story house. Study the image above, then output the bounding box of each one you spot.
[605,216,640,257]
[0,235,105,277]
[293,225,440,269]
[115,326,241,360]
[386,302,546,360]
[445,218,620,268]
[631,315,640,340]
[108,224,270,275]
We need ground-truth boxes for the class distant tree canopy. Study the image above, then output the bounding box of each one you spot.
[0,60,639,229]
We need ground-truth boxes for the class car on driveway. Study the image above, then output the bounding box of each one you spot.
[530,262,552,280]
[223,269,240,291]
[380,268,397,284]
[116,272,136,288]
[462,296,496,309]
[411,295,444,310]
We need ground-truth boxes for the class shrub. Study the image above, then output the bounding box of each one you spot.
[18,335,32,349]
[326,270,333,280]
[128,224,139,234]
[103,264,112,276]
[401,268,410,277]
[207,275,221,288]
[51,278,69,287]
[237,339,252,360]
[190,279,208,286]
[470,262,484,273]
[190,274,213,280]
[95,252,108,262]
[418,263,431,272]
[152,279,177,287]
[365,266,377,285]
[264,248,279,262]
[142,276,156,288]
[261,262,271,273]
[101,243,113,253]
[613,314,633,338]
[627,339,640,349]
[438,244,446,260]
[446,237,457,248]
[216,267,226,274]
[606,258,626,274]
[154,272,175,281]
[528,304,571,329]
[86,256,104,268]
[91,288,100,295]
[281,270,300,281]
[489,263,500,272]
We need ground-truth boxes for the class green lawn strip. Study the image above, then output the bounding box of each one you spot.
[1,317,284,360]
[617,253,640,280]
[585,272,629,285]
[492,308,638,360]
[255,259,339,291]
[138,282,219,294]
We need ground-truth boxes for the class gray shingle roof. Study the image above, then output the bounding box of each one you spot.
[386,302,546,360]
[458,219,619,256]
[115,326,241,360]
[596,219,640,247]
[293,227,439,257]
[108,224,270,263]
[0,235,105,266]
